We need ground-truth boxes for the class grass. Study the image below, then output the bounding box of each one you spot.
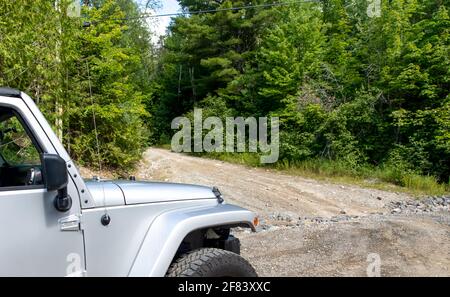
[155,143,172,150]
[276,159,449,197]
[169,150,449,197]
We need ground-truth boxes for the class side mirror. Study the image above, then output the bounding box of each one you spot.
[41,154,68,191]
[40,154,72,212]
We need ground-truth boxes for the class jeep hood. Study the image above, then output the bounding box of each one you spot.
[85,180,217,208]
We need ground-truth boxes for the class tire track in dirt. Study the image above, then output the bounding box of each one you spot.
[135,148,410,222]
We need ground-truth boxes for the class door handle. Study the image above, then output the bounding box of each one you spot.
[58,214,81,232]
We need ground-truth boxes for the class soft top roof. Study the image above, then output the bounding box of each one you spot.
[0,87,21,98]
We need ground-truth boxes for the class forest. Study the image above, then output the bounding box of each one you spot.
[0,0,449,192]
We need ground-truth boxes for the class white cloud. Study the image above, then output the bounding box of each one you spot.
[140,0,181,44]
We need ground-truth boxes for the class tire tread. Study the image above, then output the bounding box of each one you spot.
[166,248,257,277]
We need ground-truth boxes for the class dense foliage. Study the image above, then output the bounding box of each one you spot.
[1,0,449,189]
[153,0,450,186]
[0,0,156,169]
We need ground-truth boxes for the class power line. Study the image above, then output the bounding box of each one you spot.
[125,0,320,20]
[81,1,320,26]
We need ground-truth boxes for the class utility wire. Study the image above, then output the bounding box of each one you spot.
[81,1,320,25]
[119,0,320,20]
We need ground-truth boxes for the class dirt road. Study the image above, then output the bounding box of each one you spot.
[83,148,450,276]
[136,149,411,221]
[134,149,450,277]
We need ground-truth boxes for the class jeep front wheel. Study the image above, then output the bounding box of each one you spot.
[166,248,258,277]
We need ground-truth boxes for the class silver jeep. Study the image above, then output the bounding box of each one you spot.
[0,88,258,277]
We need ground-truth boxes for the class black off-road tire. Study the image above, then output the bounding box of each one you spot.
[166,248,258,277]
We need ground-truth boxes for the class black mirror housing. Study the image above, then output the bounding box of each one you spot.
[40,154,68,192]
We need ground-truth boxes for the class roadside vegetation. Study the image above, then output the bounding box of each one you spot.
[1,0,449,195]
[207,153,449,196]
[0,0,156,168]
[154,145,448,196]
[153,0,450,195]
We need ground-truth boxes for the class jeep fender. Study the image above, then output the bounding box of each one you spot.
[128,203,256,277]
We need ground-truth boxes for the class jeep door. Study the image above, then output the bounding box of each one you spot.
[0,101,85,276]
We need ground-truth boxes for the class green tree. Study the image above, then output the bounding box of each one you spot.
[0,0,156,170]
[67,0,150,169]
[154,0,450,184]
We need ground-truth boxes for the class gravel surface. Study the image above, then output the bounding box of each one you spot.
[238,213,450,276]
[82,148,450,277]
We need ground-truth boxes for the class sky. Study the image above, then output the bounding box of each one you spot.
[149,0,181,43]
